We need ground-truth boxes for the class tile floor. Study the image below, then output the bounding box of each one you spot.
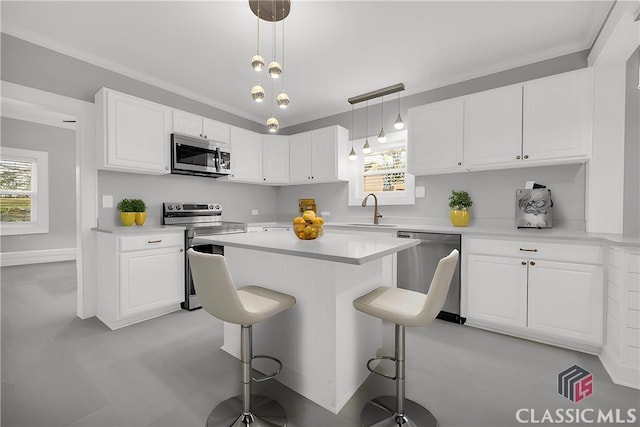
[2,261,639,427]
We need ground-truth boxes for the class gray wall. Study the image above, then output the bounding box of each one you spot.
[0,117,76,252]
[0,33,265,134]
[623,48,640,237]
[98,171,279,228]
[280,50,589,136]
[275,164,586,229]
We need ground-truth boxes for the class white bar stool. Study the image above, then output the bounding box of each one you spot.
[188,249,296,427]
[353,249,459,427]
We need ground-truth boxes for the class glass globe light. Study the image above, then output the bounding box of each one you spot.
[266,116,279,133]
[277,92,290,109]
[251,54,265,72]
[394,113,405,130]
[268,61,282,78]
[348,146,357,160]
[251,85,265,103]
[362,139,372,154]
[377,128,387,143]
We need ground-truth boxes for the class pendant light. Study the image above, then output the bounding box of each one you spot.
[276,3,290,109]
[248,0,291,132]
[394,93,405,130]
[348,105,357,160]
[268,0,282,79]
[267,79,279,132]
[251,1,264,71]
[251,84,265,102]
[377,96,387,143]
[362,101,372,154]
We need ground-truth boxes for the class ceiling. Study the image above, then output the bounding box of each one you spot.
[1,1,614,130]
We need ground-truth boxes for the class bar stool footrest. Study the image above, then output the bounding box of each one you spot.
[252,355,283,382]
[366,356,397,380]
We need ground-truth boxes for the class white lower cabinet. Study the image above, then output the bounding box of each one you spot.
[97,230,185,330]
[466,255,528,328]
[463,236,604,351]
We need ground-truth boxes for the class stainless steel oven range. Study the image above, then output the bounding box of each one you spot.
[163,202,246,310]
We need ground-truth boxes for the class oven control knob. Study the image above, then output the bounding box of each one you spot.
[213,203,221,210]
[167,205,173,210]
[208,204,214,210]
[175,205,181,210]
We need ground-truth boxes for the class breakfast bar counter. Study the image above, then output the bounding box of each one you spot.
[193,232,419,414]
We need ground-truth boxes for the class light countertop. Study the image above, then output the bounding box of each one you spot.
[92,225,185,234]
[192,232,420,265]
[248,221,639,247]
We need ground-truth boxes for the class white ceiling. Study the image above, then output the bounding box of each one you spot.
[1,1,614,129]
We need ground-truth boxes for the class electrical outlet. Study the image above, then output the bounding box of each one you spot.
[320,211,331,216]
[251,209,259,215]
[102,195,113,208]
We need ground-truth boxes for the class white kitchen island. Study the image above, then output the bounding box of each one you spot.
[192,231,419,414]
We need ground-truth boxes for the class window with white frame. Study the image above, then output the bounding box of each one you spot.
[348,130,415,206]
[0,147,49,235]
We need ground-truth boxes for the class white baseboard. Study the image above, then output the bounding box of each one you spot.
[0,248,77,267]
[599,346,640,390]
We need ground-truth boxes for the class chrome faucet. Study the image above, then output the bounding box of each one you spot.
[361,193,383,225]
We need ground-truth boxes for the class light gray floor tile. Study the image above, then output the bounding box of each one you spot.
[2,261,639,427]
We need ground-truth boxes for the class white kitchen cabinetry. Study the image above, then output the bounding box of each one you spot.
[172,109,230,144]
[522,69,592,163]
[228,126,263,182]
[463,85,523,169]
[407,98,465,175]
[289,126,349,184]
[465,254,528,328]
[463,236,604,350]
[95,88,172,174]
[262,135,289,184]
[96,230,185,330]
[601,246,640,389]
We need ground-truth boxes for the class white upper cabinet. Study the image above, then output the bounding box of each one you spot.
[262,135,290,184]
[289,131,313,182]
[229,126,263,182]
[408,68,592,175]
[289,126,349,184]
[172,109,230,144]
[95,88,172,174]
[522,68,592,162]
[407,98,464,175]
[464,85,523,169]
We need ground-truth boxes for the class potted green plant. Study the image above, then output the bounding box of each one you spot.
[130,199,147,226]
[117,198,136,226]
[448,190,473,227]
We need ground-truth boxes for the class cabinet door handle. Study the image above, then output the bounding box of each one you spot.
[148,239,162,244]
[523,155,529,159]
[530,261,536,266]
[180,249,184,252]
[457,161,462,166]
[521,261,526,265]
[516,155,521,160]
[519,248,538,252]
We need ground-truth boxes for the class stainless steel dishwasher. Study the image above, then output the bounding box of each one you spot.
[396,231,464,324]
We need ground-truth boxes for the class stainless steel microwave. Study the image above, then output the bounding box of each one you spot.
[171,133,231,178]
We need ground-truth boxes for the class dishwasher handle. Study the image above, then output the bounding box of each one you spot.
[397,231,461,246]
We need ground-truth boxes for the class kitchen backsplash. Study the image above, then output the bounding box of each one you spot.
[99,163,585,230]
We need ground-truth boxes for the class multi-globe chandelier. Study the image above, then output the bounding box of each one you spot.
[249,0,290,133]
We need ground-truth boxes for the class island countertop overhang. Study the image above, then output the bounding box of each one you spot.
[192,232,420,265]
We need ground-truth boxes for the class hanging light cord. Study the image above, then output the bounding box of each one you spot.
[281,1,285,87]
[256,1,260,55]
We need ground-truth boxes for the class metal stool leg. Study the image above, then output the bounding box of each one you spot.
[206,325,288,427]
[360,325,438,427]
